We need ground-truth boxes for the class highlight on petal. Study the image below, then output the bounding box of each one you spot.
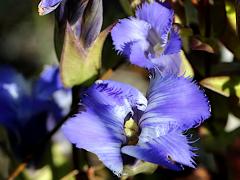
[62,105,126,176]
[136,2,174,42]
[111,17,150,54]
[0,65,29,94]
[122,131,196,170]
[0,66,30,116]
[38,0,63,15]
[139,71,211,136]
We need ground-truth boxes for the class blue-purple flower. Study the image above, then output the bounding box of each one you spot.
[38,0,63,15]
[111,2,181,72]
[62,71,210,176]
[0,65,71,159]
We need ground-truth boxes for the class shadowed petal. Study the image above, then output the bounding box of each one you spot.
[0,66,31,129]
[0,65,29,94]
[0,65,29,111]
[79,0,103,48]
[33,65,64,100]
[0,85,18,123]
[163,29,182,55]
[139,72,210,138]
[151,54,181,75]
[136,2,173,43]
[129,44,181,72]
[122,131,196,170]
[38,0,63,15]
[129,42,155,69]
[111,17,150,53]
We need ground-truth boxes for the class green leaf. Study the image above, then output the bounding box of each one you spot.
[179,50,194,78]
[200,76,240,97]
[236,0,240,37]
[60,23,112,87]
[118,0,133,16]
[226,1,236,31]
[177,25,193,52]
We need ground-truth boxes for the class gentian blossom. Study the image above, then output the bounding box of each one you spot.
[62,71,210,176]
[111,2,181,73]
[0,65,71,159]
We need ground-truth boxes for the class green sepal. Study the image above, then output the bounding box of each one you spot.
[60,23,112,87]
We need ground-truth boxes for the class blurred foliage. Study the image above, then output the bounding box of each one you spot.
[1,0,240,179]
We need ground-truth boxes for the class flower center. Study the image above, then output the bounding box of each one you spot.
[147,28,165,58]
[124,118,139,145]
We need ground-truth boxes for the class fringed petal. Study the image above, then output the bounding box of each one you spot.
[139,72,210,139]
[111,17,150,54]
[122,131,196,170]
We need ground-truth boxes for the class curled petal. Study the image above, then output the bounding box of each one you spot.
[139,72,210,140]
[136,2,173,43]
[111,17,150,53]
[88,80,147,112]
[38,0,63,15]
[129,42,154,69]
[62,101,127,175]
[122,131,196,170]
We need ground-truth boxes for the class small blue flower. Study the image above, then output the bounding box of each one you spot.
[111,2,181,73]
[0,65,71,159]
[62,71,210,176]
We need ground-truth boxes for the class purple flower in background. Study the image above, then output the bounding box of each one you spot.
[62,71,210,176]
[111,2,181,72]
[0,65,71,159]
